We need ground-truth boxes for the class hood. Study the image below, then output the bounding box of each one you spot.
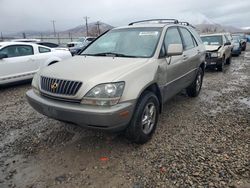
[204,45,221,52]
[40,55,149,84]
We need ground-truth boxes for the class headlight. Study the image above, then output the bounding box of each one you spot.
[81,82,125,106]
[32,73,40,94]
[211,52,219,58]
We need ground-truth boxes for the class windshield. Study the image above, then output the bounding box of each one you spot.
[232,35,240,41]
[201,36,223,45]
[81,28,162,58]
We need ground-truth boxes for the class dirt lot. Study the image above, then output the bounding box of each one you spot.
[0,47,249,188]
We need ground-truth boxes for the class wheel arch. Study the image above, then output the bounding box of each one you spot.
[137,83,163,114]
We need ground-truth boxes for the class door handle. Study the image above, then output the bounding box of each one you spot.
[183,55,188,60]
[197,50,200,54]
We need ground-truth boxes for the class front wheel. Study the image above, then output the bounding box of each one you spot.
[186,67,204,97]
[125,91,159,144]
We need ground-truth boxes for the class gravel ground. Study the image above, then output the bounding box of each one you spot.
[0,47,249,188]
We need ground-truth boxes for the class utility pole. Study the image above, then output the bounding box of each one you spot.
[84,16,90,37]
[0,32,3,41]
[95,21,101,36]
[51,20,56,37]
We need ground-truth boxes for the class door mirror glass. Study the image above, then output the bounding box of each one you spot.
[0,53,8,59]
[167,44,183,56]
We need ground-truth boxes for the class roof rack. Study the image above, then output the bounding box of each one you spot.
[128,19,179,26]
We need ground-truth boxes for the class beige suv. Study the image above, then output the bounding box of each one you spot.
[200,33,233,71]
[27,19,206,144]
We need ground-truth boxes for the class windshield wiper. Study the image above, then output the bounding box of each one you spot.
[82,52,136,58]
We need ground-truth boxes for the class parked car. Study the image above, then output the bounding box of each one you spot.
[36,42,59,48]
[27,19,206,144]
[200,33,232,71]
[231,36,242,56]
[232,33,247,51]
[0,42,72,85]
[67,37,96,55]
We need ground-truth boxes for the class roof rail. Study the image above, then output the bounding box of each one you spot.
[179,22,189,26]
[179,21,196,28]
[128,19,179,25]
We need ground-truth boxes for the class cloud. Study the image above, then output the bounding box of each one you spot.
[0,0,250,32]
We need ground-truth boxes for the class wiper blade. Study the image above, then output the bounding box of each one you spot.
[82,52,135,58]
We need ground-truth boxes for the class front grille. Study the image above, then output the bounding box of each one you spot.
[40,76,82,96]
[206,52,211,59]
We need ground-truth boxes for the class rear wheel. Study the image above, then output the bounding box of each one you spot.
[125,91,159,144]
[186,67,204,97]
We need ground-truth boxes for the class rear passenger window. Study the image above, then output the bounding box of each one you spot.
[39,47,51,53]
[164,27,183,51]
[179,27,196,50]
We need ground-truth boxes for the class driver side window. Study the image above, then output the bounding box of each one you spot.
[160,27,183,57]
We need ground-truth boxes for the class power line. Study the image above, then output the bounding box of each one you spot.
[51,20,56,37]
[84,16,90,37]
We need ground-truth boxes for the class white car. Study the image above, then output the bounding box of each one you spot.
[0,42,72,85]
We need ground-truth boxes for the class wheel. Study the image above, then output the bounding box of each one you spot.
[125,91,159,144]
[226,55,231,65]
[186,67,204,97]
[217,57,225,71]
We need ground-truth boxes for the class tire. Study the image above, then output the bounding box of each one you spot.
[226,55,231,65]
[217,57,225,72]
[186,67,204,97]
[125,91,159,144]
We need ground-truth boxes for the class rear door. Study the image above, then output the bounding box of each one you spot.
[0,44,35,83]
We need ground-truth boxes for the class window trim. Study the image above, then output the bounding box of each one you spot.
[0,44,34,58]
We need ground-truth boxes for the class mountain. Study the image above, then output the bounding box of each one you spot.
[5,22,114,38]
[62,22,114,36]
[195,24,244,34]
[177,11,216,25]
[177,11,244,34]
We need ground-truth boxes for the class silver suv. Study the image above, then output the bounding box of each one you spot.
[27,19,206,144]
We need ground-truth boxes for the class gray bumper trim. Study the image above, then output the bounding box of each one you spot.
[26,90,135,131]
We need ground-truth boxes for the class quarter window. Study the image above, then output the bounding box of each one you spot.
[0,45,34,58]
[39,47,51,53]
[179,27,196,50]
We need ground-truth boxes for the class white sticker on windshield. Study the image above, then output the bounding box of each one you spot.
[139,31,159,36]
[211,42,219,45]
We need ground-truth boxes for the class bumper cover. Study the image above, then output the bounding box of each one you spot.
[205,57,223,68]
[26,90,135,131]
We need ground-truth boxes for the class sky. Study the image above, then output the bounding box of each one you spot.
[0,0,250,33]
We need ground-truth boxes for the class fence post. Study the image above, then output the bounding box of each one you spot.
[0,32,3,41]
[57,33,60,44]
[40,33,43,41]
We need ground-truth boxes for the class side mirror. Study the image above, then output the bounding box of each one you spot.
[224,42,231,46]
[0,53,8,59]
[167,44,183,56]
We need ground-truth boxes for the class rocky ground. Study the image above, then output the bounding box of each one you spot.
[0,48,249,188]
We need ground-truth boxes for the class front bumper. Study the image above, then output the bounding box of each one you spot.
[205,57,223,68]
[26,90,135,131]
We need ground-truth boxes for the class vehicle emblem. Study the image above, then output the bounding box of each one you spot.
[51,82,58,90]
